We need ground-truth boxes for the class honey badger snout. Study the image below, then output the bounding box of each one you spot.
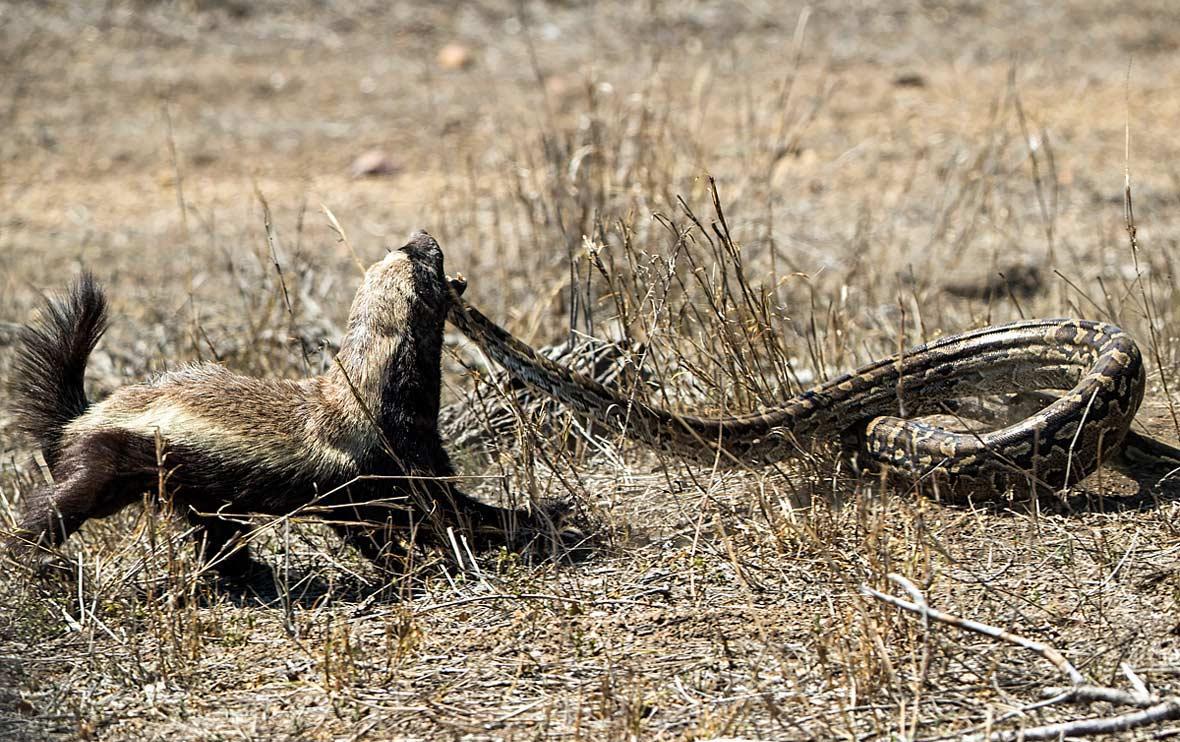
[397,230,443,262]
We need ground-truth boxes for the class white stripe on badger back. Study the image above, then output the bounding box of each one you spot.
[62,363,372,475]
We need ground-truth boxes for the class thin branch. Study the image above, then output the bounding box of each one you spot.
[322,203,366,275]
[972,700,1180,742]
[1042,684,1156,708]
[1123,662,1151,700]
[861,574,1085,685]
[867,575,1180,741]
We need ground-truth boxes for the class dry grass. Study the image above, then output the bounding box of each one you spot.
[4,1,1180,739]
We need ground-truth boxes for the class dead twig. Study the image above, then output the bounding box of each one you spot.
[863,573,1180,740]
[861,573,1084,684]
[979,700,1180,742]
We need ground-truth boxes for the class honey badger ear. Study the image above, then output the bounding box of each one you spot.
[397,230,443,262]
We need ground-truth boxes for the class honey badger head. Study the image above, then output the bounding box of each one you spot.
[333,230,457,433]
[348,230,452,336]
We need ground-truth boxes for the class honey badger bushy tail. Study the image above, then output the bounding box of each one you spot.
[8,274,108,468]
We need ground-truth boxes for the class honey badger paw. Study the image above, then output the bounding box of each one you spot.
[526,499,595,563]
[4,534,75,582]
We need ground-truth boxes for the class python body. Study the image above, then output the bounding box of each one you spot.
[447,283,1148,493]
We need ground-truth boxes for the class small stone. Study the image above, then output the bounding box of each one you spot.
[348,150,398,178]
[545,74,571,99]
[437,43,473,71]
[893,73,927,88]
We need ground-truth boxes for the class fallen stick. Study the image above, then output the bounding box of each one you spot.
[861,572,1180,741]
[860,574,1084,684]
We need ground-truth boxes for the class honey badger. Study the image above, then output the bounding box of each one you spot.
[5,231,556,575]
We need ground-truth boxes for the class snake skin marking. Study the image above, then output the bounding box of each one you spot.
[447,287,1146,494]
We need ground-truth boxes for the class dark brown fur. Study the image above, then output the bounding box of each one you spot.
[5,232,553,575]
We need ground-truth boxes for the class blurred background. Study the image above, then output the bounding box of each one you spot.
[4,1,1179,323]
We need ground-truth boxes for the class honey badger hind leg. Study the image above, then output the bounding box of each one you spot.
[4,275,113,569]
[2,427,259,579]
[5,431,139,572]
